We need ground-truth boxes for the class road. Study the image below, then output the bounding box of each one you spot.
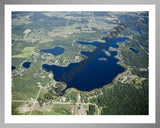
[29,87,42,115]
[13,92,100,115]
[76,93,99,115]
[64,16,71,37]
[137,41,149,55]
[12,100,100,115]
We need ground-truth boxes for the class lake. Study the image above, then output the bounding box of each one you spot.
[12,66,16,70]
[42,37,130,91]
[40,47,65,56]
[23,62,31,68]
[129,48,139,53]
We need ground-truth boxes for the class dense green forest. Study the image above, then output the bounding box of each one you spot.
[91,80,148,115]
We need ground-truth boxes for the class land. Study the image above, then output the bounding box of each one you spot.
[12,11,148,115]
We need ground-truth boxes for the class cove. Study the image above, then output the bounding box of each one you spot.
[42,37,130,91]
[40,47,65,56]
[23,62,31,68]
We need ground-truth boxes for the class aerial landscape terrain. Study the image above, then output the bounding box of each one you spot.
[11,11,148,115]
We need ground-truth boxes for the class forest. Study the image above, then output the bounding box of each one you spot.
[91,80,148,115]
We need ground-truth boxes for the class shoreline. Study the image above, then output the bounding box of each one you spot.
[44,39,128,95]
[45,54,128,95]
[62,51,128,94]
[63,68,127,94]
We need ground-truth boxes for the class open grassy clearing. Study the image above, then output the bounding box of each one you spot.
[12,47,35,58]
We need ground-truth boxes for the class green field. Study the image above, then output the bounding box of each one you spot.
[12,47,35,58]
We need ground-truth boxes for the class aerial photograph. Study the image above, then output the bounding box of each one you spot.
[11,11,148,115]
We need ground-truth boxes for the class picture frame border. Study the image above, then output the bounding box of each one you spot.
[0,0,159,128]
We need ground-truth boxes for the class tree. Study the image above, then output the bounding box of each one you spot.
[87,105,95,115]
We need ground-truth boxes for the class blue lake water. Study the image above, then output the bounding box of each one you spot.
[103,32,108,35]
[12,66,16,70]
[42,37,130,91]
[130,28,143,35]
[40,47,65,56]
[129,48,139,53]
[23,62,31,68]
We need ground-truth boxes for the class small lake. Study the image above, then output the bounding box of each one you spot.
[40,47,65,56]
[103,32,108,35]
[42,37,130,91]
[129,48,139,53]
[23,62,31,68]
[130,28,143,35]
[12,66,16,70]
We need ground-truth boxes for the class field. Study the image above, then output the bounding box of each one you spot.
[12,47,35,58]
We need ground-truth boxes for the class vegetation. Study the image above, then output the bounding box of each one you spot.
[12,102,24,115]
[64,89,78,103]
[87,105,96,115]
[12,102,19,115]
[52,104,72,115]
[91,80,148,115]
[11,11,149,115]
[12,47,35,58]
